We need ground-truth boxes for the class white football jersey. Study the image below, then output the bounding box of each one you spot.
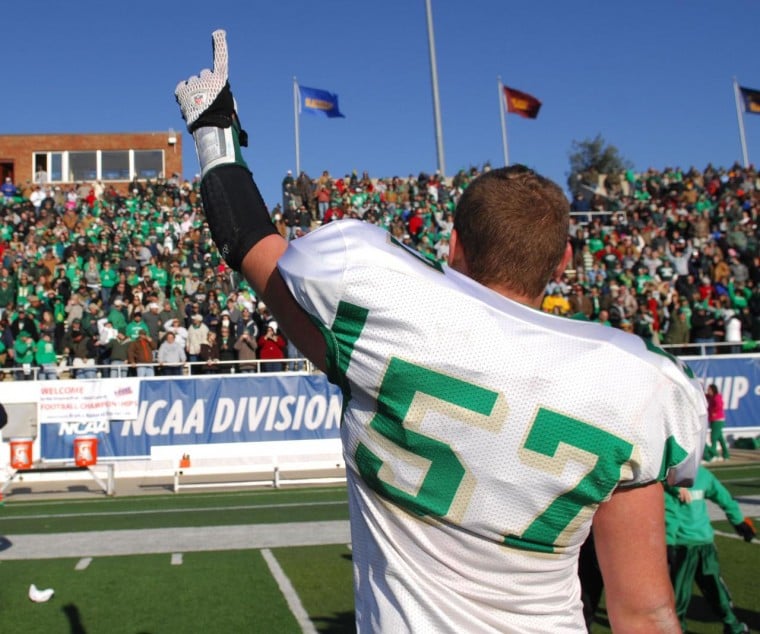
[278,220,707,633]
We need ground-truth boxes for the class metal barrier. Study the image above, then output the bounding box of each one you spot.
[5,356,316,381]
[173,465,347,493]
[1,462,116,496]
[659,340,748,357]
[9,342,755,382]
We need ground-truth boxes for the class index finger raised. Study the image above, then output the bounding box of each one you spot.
[211,29,228,79]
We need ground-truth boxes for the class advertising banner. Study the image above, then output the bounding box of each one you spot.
[40,374,342,460]
[38,379,139,423]
[34,355,760,462]
[685,356,760,428]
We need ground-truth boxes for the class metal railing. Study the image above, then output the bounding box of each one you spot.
[569,210,627,223]
[659,340,749,357]
[3,339,753,381]
[2,356,317,381]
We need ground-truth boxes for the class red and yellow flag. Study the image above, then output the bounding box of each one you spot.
[503,86,542,119]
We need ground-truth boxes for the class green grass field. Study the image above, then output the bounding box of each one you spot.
[0,465,758,633]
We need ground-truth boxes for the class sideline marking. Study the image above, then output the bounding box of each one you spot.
[75,557,92,570]
[171,553,183,565]
[6,487,345,509]
[262,548,317,634]
[0,500,345,522]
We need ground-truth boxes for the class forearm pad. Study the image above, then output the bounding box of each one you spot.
[201,165,278,272]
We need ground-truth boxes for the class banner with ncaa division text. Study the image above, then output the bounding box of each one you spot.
[40,374,342,460]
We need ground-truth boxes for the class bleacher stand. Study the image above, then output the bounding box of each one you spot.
[0,161,759,379]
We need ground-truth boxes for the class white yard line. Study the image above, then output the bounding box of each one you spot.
[0,520,351,561]
[706,495,760,521]
[262,548,318,634]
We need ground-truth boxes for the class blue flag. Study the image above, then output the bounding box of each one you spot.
[299,85,345,118]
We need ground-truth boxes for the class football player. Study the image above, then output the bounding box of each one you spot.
[175,30,707,632]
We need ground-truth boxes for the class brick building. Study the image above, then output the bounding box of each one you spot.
[0,131,183,191]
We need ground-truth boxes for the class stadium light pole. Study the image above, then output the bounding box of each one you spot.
[425,0,446,177]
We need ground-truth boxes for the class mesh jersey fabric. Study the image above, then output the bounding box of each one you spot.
[277,219,707,633]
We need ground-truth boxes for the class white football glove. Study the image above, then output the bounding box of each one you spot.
[175,29,248,176]
[175,30,233,131]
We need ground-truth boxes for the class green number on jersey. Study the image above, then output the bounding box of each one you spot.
[505,408,634,553]
[355,357,498,517]
[355,358,634,553]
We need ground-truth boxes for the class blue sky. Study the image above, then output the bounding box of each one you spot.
[4,1,760,208]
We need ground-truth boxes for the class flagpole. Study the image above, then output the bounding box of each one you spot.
[425,0,446,176]
[293,77,301,176]
[733,77,749,167]
[498,76,509,166]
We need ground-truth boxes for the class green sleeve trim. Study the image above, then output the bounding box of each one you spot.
[317,300,371,407]
[657,435,689,482]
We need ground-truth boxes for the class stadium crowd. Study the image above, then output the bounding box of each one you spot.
[0,159,758,380]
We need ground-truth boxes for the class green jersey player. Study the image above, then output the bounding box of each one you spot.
[175,31,707,633]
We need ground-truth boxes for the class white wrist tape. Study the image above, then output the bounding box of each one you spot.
[193,126,247,178]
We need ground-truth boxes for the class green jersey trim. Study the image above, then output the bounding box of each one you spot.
[657,435,689,482]
[326,300,371,405]
[643,337,695,379]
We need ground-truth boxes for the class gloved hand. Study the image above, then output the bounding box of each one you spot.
[175,29,247,140]
[174,29,278,272]
[175,29,248,177]
[733,517,756,542]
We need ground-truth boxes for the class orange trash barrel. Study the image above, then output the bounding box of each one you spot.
[73,436,98,467]
[10,438,33,469]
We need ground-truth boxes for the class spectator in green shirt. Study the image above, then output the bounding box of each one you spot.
[126,311,150,340]
[13,330,35,380]
[665,466,755,634]
[35,331,59,380]
[0,279,14,313]
[106,298,128,334]
[100,259,119,305]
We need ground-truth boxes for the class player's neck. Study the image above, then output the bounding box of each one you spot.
[486,282,544,309]
[448,231,545,309]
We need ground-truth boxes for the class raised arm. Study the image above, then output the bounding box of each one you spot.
[175,30,326,370]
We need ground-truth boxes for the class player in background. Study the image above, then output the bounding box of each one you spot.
[665,465,755,634]
[706,384,731,461]
[175,31,707,633]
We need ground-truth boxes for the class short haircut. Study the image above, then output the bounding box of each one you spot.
[454,165,569,298]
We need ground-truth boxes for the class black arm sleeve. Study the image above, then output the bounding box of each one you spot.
[200,165,279,271]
